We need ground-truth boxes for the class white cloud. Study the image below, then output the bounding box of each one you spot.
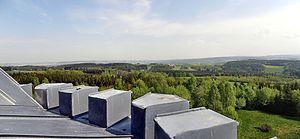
[73,0,300,40]
[66,1,300,58]
[3,0,300,63]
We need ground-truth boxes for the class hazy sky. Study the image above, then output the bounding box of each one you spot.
[1,0,300,63]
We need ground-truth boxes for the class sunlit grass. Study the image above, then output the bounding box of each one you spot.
[238,110,300,139]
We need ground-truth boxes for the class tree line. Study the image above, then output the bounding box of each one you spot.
[4,59,300,78]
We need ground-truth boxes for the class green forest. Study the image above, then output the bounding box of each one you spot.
[3,60,300,139]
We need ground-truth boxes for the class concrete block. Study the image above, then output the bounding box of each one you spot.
[59,86,99,117]
[88,89,131,128]
[131,93,189,139]
[35,83,73,109]
[154,108,239,139]
[20,83,33,97]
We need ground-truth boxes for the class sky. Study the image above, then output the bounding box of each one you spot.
[1,0,300,64]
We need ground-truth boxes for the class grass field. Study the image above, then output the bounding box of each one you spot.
[238,110,300,139]
[263,65,285,74]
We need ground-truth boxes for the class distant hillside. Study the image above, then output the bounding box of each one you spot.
[3,59,300,78]
[157,56,254,64]
[1,55,300,66]
[53,55,300,65]
[157,55,300,64]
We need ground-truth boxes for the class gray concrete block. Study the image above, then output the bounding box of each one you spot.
[20,83,33,97]
[88,88,131,128]
[131,93,189,139]
[154,108,239,139]
[59,86,99,117]
[35,83,73,109]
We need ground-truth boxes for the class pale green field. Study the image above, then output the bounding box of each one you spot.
[263,65,285,74]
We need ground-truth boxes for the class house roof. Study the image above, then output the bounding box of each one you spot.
[0,115,126,138]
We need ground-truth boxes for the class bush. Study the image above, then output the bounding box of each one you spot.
[224,106,239,120]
